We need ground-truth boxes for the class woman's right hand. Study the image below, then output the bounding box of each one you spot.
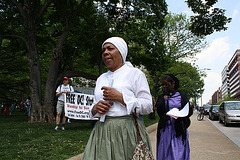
[92,100,112,116]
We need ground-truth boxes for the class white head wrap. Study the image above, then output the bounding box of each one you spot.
[102,37,133,67]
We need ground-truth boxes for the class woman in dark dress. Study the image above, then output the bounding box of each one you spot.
[156,74,193,160]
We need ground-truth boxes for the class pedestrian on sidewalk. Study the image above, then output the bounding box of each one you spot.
[82,37,153,160]
[156,74,193,160]
[54,77,74,131]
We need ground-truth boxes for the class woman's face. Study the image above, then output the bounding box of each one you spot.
[162,80,175,96]
[102,43,123,72]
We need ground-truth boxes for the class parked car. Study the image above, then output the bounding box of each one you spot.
[218,101,240,126]
[209,105,220,120]
[203,104,211,115]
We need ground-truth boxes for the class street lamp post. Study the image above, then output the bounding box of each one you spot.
[194,75,197,109]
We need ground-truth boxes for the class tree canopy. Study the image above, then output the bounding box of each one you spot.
[186,0,231,36]
[0,0,231,122]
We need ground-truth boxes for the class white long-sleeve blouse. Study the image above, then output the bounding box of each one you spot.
[91,64,153,118]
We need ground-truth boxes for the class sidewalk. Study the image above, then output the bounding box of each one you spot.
[148,111,240,159]
[69,112,240,160]
[187,111,240,160]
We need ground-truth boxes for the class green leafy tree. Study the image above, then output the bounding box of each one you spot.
[0,0,168,122]
[216,94,238,105]
[0,39,29,104]
[186,0,232,36]
[0,0,232,122]
[162,13,207,60]
[148,61,204,100]
[137,13,207,99]
[0,0,105,122]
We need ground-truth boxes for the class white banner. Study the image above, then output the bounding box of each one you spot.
[64,92,97,120]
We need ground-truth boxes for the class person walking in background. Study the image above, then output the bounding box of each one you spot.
[1,102,5,115]
[156,74,193,160]
[20,99,25,112]
[55,77,74,131]
[82,37,153,160]
[10,101,16,115]
[5,104,9,115]
[25,97,31,118]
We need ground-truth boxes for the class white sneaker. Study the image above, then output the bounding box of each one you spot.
[54,126,58,131]
[62,127,65,130]
[67,119,71,123]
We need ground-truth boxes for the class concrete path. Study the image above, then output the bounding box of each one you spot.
[209,117,240,147]
[68,112,240,160]
[188,112,240,160]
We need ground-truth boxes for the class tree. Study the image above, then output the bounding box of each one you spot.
[133,13,207,99]
[0,0,232,122]
[0,0,168,122]
[0,0,101,122]
[147,61,204,100]
[186,0,232,36]
[162,13,207,60]
[0,39,29,103]
[145,61,203,119]
[216,95,238,105]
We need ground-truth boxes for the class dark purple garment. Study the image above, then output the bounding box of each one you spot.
[157,92,190,160]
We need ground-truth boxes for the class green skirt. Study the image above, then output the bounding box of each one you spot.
[82,115,152,160]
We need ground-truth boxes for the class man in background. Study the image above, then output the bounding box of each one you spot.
[54,77,74,131]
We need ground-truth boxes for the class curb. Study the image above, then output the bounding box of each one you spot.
[67,122,158,160]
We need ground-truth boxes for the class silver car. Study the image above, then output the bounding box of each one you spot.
[218,101,240,126]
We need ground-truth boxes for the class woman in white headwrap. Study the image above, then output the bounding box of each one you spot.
[82,37,153,160]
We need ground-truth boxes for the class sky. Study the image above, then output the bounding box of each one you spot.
[166,0,240,105]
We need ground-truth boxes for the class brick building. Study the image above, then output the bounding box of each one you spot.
[212,88,222,105]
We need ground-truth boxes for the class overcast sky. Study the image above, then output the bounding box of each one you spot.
[166,0,240,105]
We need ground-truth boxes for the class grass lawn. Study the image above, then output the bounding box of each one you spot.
[0,111,159,160]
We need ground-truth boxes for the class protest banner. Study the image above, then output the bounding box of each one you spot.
[64,92,97,120]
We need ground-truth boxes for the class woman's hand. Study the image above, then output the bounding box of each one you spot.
[101,86,126,106]
[92,100,112,116]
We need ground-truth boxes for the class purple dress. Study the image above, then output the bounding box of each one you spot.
[157,92,190,160]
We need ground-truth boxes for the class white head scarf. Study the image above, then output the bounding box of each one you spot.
[102,37,133,67]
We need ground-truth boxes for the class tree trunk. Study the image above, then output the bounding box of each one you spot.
[13,0,88,122]
[42,0,89,122]
[43,31,70,123]
[26,10,43,123]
